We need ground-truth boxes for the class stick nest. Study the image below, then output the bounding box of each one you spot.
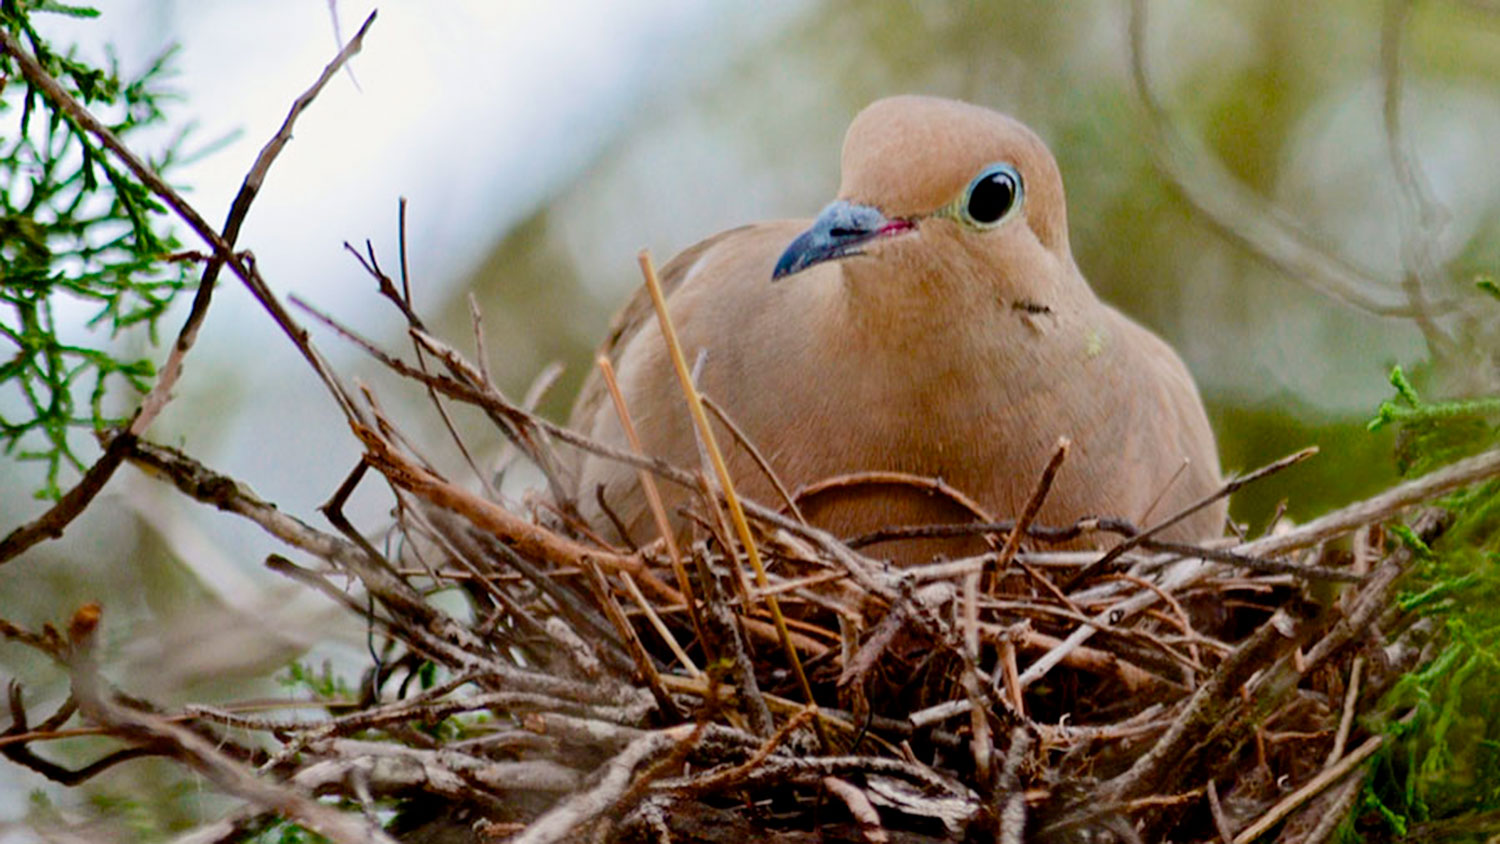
[7,247,1488,844]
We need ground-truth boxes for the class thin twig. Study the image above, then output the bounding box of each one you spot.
[1063,446,1318,591]
[1326,656,1364,768]
[1098,609,1303,805]
[584,564,680,720]
[702,393,807,525]
[1206,778,1235,844]
[1232,735,1383,844]
[962,566,993,783]
[509,725,697,844]
[1021,446,1500,690]
[68,640,396,843]
[596,355,708,656]
[619,571,701,678]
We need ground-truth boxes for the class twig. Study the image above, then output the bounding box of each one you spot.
[1063,446,1317,591]
[292,738,582,799]
[1206,778,1234,844]
[0,434,134,565]
[1098,608,1302,805]
[67,638,396,843]
[997,728,1032,844]
[383,201,499,499]
[672,706,816,796]
[1020,446,1500,690]
[619,571,701,678]
[1299,775,1366,844]
[1232,734,1383,844]
[122,439,437,628]
[993,436,1071,600]
[797,470,993,527]
[1326,656,1364,768]
[1,682,160,785]
[492,359,566,481]
[596,355,708,655]
[823,776,889,843]
[304,297,695,492]
[701,393,807,525]
[509,725,696,844]
[962,566,993,783]
[354,419,645,578]
[1286,511,1445,685]
[583,564,680,720]
[1237,447,1497,558]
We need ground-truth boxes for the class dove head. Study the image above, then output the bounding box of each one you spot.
[772,96,1076,299]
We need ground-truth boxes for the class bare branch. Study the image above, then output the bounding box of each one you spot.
[1127,0,1430,317]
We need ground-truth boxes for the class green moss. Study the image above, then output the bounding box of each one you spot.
[1355,366,1500,841]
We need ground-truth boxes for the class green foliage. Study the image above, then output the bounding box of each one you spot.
[257,821,332,844]
[240,817,332,844]
[0,0,196,498]
[1476,275,1500,301]
[27,780,205,841]
[1356,365,1500,841]
[276,659,353,701]
[1368,366,1500,477]
[86,790,163,840]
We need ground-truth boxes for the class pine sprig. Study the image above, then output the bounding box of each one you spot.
[1358,355,1500,841]
[1368,366,1500,479]
[1,0,195,498]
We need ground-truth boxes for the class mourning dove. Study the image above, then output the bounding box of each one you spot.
[566,95,1224,562]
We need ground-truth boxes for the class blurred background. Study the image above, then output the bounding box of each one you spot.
[2,0,1498,837]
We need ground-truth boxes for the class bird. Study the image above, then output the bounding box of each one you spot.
[564,95,1224,563]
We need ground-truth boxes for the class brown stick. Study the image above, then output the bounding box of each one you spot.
[596,355,709,655]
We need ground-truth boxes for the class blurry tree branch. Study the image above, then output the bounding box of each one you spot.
[1128,0,1450,320]
[1380,0,1457,354]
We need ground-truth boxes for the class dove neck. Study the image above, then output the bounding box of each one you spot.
[837,249,1093,343]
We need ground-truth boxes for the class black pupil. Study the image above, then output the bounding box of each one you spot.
[967,171,1016,224]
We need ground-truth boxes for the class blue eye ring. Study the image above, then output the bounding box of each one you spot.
[961,163,1023,228]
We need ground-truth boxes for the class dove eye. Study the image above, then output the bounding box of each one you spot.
[961,163,1023,228]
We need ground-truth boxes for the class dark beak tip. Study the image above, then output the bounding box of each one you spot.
[770,252,801,282]
[770,229,820,282]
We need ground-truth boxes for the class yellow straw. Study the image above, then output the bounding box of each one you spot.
[637,250,827,749]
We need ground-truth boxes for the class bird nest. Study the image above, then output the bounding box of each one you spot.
[6,238,1496,844]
